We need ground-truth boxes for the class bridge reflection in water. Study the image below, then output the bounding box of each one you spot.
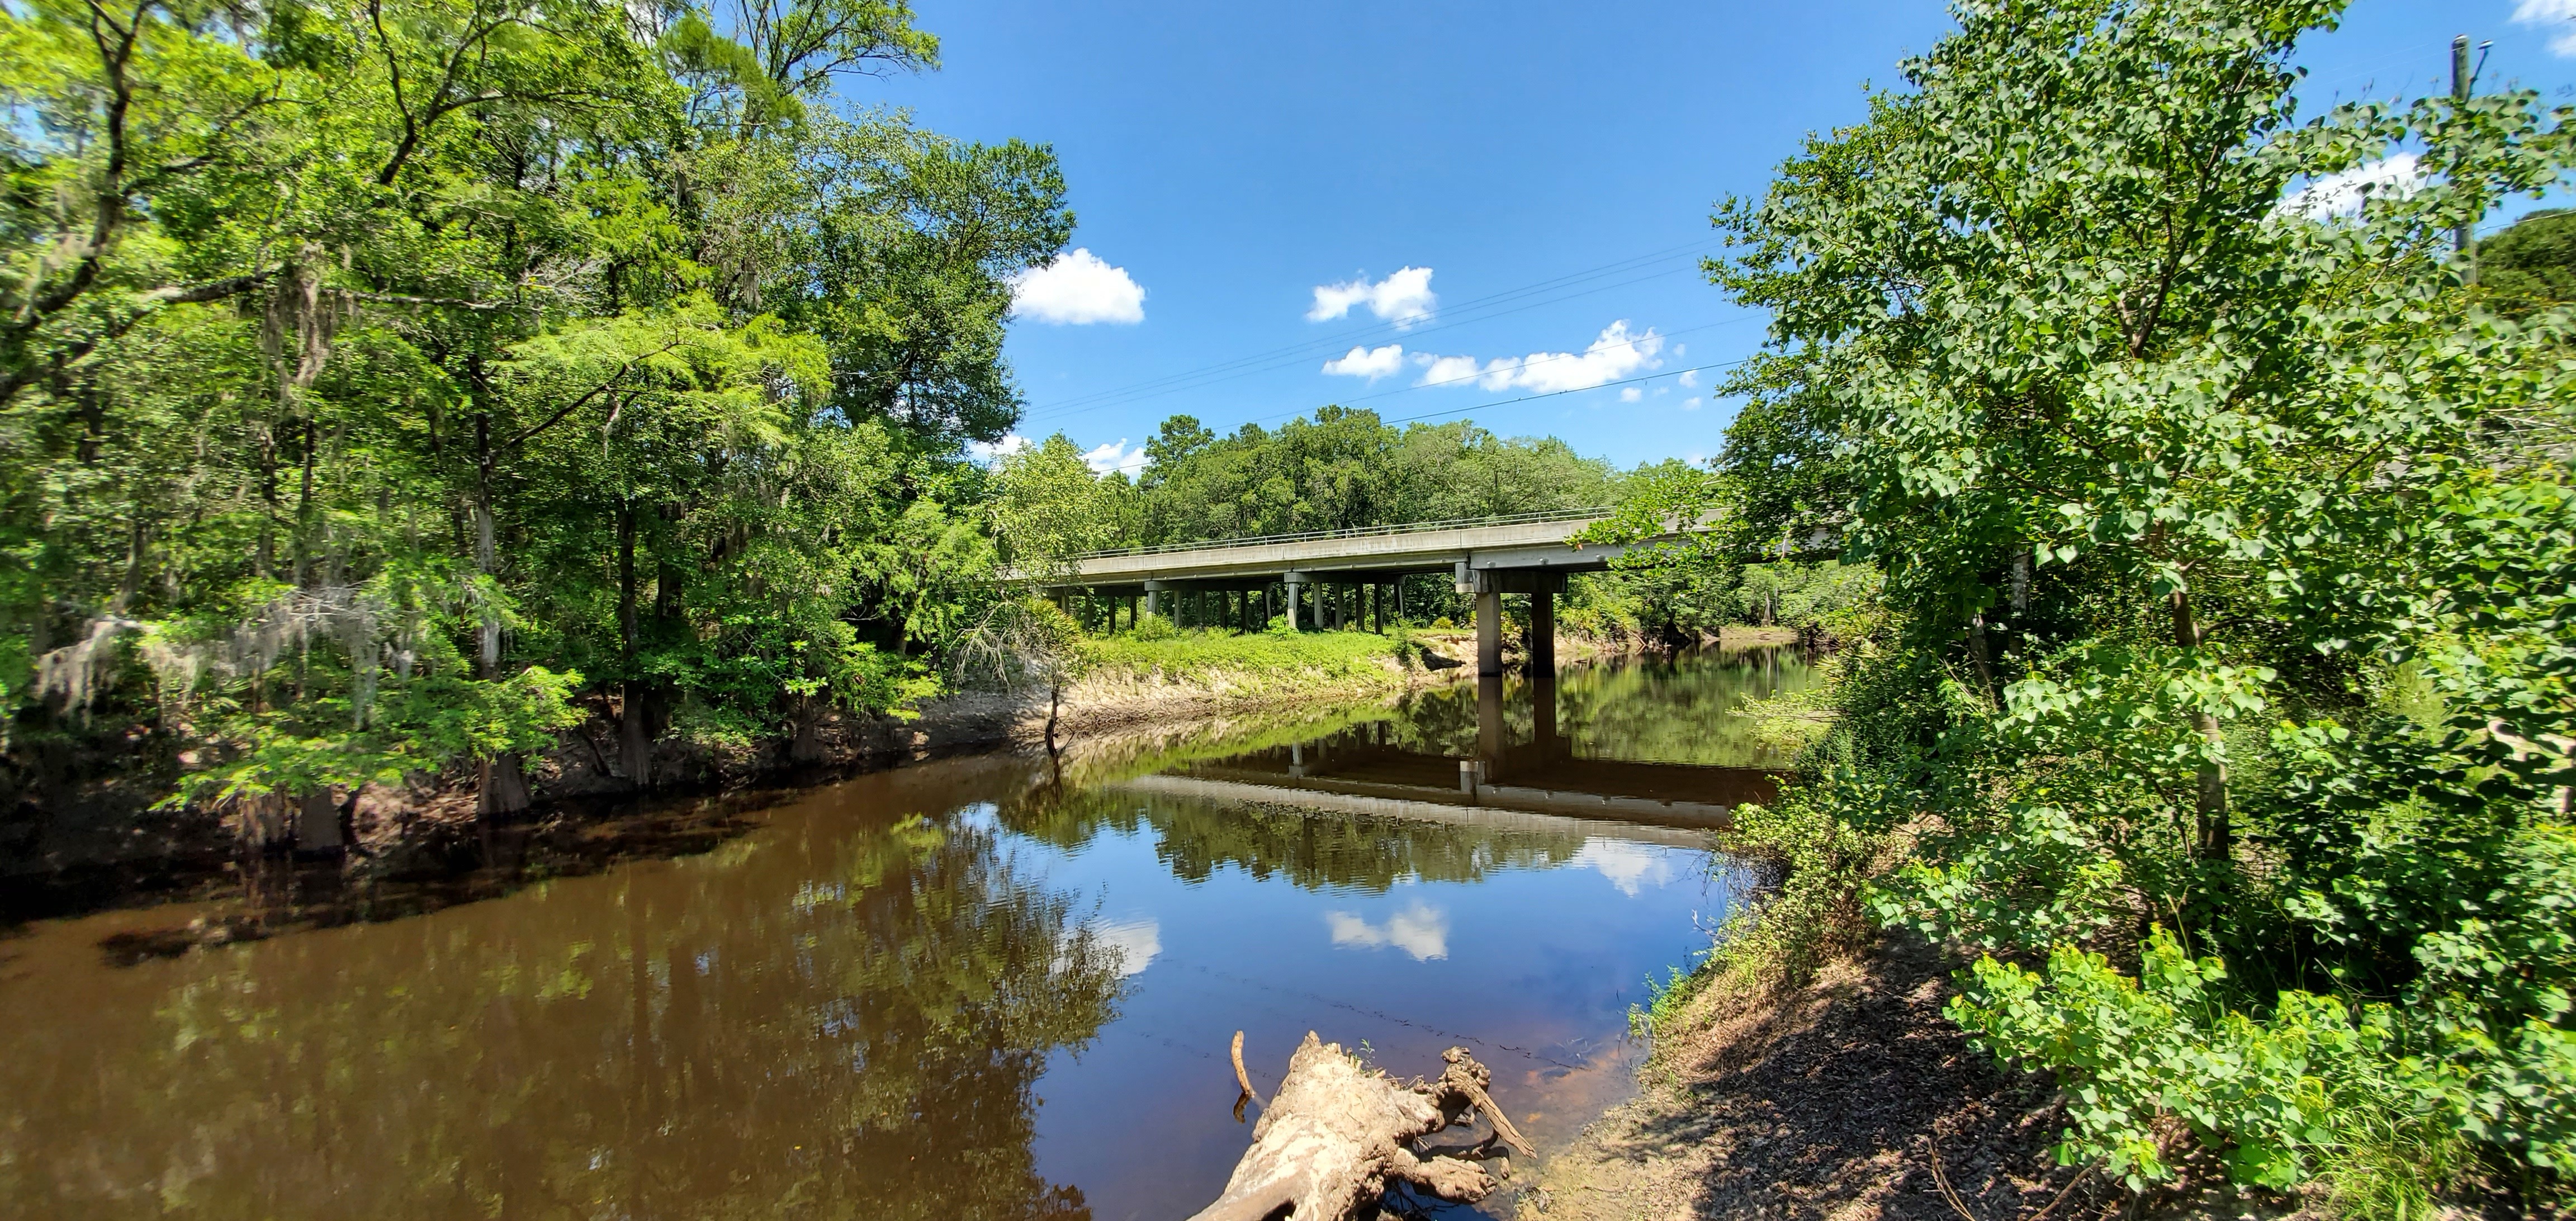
[1118,668,1782,836]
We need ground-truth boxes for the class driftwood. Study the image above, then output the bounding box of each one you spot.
[1187,1033,1535,1221]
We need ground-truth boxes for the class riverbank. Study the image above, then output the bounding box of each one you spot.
[1531,932,2116,1220]
[1530,934,2551,1220]
[2,627,1531,917]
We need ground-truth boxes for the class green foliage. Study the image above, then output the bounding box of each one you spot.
[2479,209,2576,310]
[1074,628,1403,690]
[1949,927,2413,1190]
[1,0,1066,811]
[1631,772,1887,1038]
[1616,0,2576,1206]
[1129,407,1616,546]
[989,435,1120,578]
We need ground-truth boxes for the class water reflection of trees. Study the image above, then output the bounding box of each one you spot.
[1554,650,1816,768]
[1000,784,1589,893]
[1370,650,1817,766]
[1,813,1123,1221]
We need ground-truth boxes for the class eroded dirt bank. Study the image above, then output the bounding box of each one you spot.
[1526,940,2381,1221]
[1,635,1517,920]
[1525,932,2543,1221]
[1530,934,2105,1220]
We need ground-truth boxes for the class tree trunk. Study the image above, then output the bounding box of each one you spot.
[296,787,344,853]
[2170,589,2229,860]
[471,411,532,818]
[617,499,651,789]
[789,695,828,764]
[1187,1035,1527,1221]
[1966,613,1998,706]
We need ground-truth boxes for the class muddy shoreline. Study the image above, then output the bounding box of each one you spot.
[3,630,1600,924]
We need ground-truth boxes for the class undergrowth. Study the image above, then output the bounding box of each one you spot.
[1075,628,1407,689]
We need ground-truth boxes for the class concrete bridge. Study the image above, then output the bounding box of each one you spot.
[1111,664,1781,832]
[1035,509,1649,677]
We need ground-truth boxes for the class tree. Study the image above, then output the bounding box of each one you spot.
[1,0,1067,827]
[1628,0,2576,1196]
[2479,207,2576,309]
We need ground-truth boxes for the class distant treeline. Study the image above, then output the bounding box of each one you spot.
[988,408,1870,639]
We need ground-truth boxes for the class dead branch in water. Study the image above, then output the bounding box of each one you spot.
[1187,1033,1528,1221]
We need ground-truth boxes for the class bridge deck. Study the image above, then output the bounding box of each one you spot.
[1043,509,1631,590]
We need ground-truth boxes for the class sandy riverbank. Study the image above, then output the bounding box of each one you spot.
[1526,930,2392,1221]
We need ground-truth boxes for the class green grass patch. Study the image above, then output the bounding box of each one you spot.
[1076,628,1405,687]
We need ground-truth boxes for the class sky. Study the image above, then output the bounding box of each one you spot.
[860,1,2576,475]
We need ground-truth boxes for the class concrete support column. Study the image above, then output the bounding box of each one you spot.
[1532,662,1562,755]
[1475,576,1502,678]
[1476,672,1505,763]
[1144,580,1169,622]
[1282,573,1307,631]
[1529,583,1556,676]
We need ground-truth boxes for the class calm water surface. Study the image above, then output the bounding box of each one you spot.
[0,647,1813,1220]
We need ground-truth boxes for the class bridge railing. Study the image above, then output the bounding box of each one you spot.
[1072,506,1614,561]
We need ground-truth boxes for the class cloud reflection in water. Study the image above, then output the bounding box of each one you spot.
[1324,901,1450,960]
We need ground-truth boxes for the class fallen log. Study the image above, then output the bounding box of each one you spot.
[1187,1034,1531,1221]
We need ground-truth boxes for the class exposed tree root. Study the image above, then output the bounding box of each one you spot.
[1187,1033,1526,1221]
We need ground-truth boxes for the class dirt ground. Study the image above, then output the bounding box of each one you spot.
[1523,935,2310,1221]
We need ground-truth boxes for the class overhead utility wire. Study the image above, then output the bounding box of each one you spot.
[1017,239,1724,422]
[1025,236,1716,413]
[1240,354,1759,432]
[1018,254,1710,423]
[1320,314,1762,407]
[1017,264,1721,427]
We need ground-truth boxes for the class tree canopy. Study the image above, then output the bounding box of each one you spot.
[1597,0,2576,1201]
[0,0,1066,812]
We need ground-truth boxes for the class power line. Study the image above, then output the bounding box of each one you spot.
[1018,259,1709,423]
[1234,355,1758,433]
[1320,314,1761,407]
[1015,262,1721,426]
[1028,236,1716,411]
[1014,237,1726,424]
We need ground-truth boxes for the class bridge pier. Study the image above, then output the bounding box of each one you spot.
[1475,577,1502,677]
[1529,578,1556,675]
[1282,571,1308,631]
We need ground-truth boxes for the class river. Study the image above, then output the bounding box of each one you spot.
[0,646,1816,1220]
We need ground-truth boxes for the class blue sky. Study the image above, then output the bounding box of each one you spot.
[866,2,2576,474]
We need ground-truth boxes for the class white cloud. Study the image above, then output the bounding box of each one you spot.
[1677,368,1699,389]
[1414,320,1665,395]
[1090,916,1161,977]
[2276,154,2426,221]
[967,433,1031,463]
[1082,438,1147,476]
[1322,343,1407,381]
[2518,0,2576,55]
[1618,387,1642,403]
[1680,396,1702,411]
[1413,353,1483,386]
[1308,266,1437,328]
[1573,839,1678,897]
[1009,249,1146,325]
[1325,901,1448,960]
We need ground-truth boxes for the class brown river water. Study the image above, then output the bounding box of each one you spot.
[0,647,1815,1220]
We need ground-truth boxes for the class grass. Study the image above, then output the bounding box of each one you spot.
[1075,627,1410,688]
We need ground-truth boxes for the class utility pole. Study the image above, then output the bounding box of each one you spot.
[2452,35,2474,267]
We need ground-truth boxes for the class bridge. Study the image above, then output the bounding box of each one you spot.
[1111,665,1781,832]
[1036,508,1652,677]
